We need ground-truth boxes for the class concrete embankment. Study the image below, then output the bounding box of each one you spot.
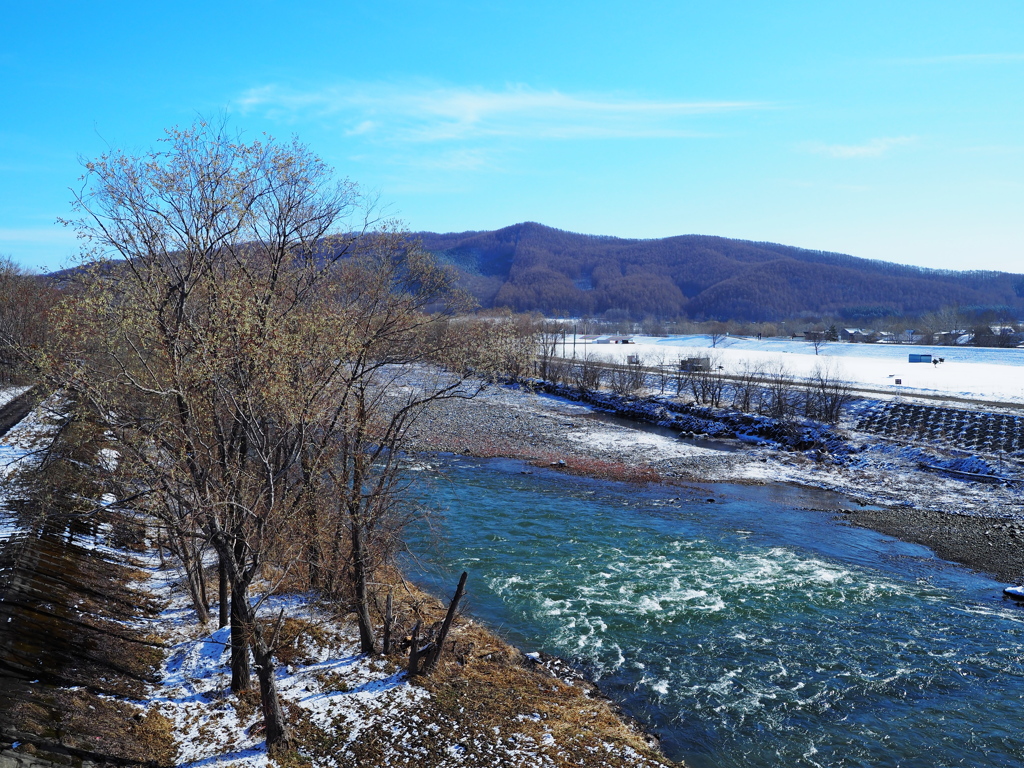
[0,395,171,767]
[0,389,38,440]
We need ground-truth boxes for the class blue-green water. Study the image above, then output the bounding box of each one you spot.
[405,457,1024,768]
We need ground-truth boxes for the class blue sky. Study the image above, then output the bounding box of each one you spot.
[1,1,1021,273]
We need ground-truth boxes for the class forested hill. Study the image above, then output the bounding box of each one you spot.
[416,222,1024,321]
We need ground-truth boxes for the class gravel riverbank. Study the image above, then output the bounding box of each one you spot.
[405,382,1024,585]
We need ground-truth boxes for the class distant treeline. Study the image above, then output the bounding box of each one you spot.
[416,223,1024,322]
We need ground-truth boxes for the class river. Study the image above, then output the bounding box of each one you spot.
[405,456,1024,768]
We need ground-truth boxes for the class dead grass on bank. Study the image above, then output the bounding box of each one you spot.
[340,575,672,768]
[7,688,177,766]
[417,632,670,768]
[233,569,673,767]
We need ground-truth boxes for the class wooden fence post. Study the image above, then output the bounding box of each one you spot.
[408,621,421,676]
[421,571,468,675]
[382,590,394,655]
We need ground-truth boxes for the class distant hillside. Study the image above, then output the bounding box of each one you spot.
[417,222,1024,321]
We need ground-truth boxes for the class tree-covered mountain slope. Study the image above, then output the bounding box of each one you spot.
[416,222,1024,320]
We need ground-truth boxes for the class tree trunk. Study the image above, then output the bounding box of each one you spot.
[218,556,229,629]
[196,546,209,614]
[421,571,467,675]
[306,507,322,591]
[382,590,394,655]
[408,621,421,676]
[230,580,251,692]
[251,624,293,754]
[175,531,209,625]
[351,522,377,655]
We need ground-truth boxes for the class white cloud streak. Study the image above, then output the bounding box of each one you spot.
[806,136,916,159]
[235,83,766,142]
[0,227,77,243]
[894,53,1024,65]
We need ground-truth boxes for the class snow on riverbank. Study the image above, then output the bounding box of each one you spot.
[128,548,668,767]
[137,559,431,767]
[409,380,1024,525]
[573,335,1024,404]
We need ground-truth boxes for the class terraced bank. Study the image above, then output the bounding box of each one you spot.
[856,401,1024,456]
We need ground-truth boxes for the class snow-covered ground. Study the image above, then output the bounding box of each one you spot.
[138,561,432,768]
[127,552,666,767]
[0,389,50,542]
[569,335,1024,404]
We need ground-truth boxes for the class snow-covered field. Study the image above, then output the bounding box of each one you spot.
[571,335,1024,404]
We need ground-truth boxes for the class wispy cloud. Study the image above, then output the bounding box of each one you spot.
[0,227,77,243]
[893,53,1024,65]
[235,83,766,143]
[805,136,916,159]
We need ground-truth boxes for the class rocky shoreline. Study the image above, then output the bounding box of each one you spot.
[406,381,1024,585]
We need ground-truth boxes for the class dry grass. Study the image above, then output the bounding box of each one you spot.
[262,573,673,766]
[337,578,675,767]
[417,620,669,767]
[8,688,177,766]
[268,615,348,667]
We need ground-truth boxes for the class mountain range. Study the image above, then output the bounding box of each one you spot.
[416,222,1024,321]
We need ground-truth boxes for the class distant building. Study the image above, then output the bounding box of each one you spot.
[840,328,873,343]
[932,330,963,345]
[679,357,711,372]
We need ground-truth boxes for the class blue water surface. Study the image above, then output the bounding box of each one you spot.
[405,457,1024,768]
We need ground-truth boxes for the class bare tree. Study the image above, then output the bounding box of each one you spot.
[651,351,671,395]
[805,362,852,423]
[47,120,478,752]
[609,353,647,396]
[673,357,694,400]
[806,329,828,356]
[708,322,727,348]
[571,352,602,392]
[0,256,57,383]
[730,359,763,412]
[689,354,725,406]
[929,305,968,345]
[436,312,538,384]
[759,362,798,421]
[536,321,564,382]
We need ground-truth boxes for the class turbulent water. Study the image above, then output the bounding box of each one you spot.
[406,458,1024,768]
